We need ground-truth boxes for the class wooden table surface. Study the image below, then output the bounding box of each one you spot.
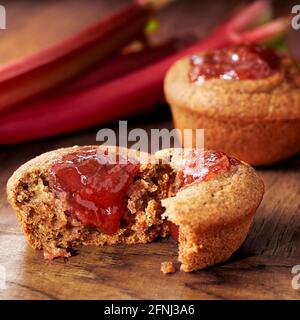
[0,0,300,300]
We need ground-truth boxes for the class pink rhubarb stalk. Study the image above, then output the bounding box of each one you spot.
[229,16,290,43]
[0,3,152,113]
[59,39,187,94]
[0,1,290,144]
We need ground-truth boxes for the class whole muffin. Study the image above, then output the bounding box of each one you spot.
[164,43,300,166]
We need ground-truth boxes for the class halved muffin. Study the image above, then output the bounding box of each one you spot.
[158,149,264,271]
[7,145,264,271]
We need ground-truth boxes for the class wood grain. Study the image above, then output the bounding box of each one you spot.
[0,0,300,300]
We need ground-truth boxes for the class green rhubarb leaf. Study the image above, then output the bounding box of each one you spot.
[145,18,159,34]
[263,35,288,52]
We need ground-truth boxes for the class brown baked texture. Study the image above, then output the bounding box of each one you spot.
[164,54,300,166]
[7,146,264,272]
[157,149,264,272]
[7,146,173,259]
[161,261,176,274]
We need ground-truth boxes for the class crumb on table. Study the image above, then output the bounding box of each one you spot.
[161,261,176,274]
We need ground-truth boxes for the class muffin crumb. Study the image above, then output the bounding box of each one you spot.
[161,261,176,274]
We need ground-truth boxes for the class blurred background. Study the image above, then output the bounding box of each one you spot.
[0,0,297,149]
[0,0,298,63]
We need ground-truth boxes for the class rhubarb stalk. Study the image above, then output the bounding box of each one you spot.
[230,16,290,43]
[0,1,291,144]
[59,38,188,94]
[0,3,152,112]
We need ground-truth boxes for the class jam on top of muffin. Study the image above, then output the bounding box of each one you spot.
[49,148,139,234]
[189,43,281,83]
[168,150,240,241]
[174,150,239,189]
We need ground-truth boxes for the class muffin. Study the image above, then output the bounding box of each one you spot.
[164,43,300,166]
[7,146,264,271]
[6,146,171,260]
[157,148,264,271]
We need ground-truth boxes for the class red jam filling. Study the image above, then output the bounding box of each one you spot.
[167,221,180,242]
[49,148,139,234]
[176,150,239,189]
[169,150,240,242]
[189,43,281,83]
